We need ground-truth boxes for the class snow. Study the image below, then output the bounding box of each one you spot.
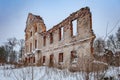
[93,60,108,65]
[0,66,85,80]
[105,66,120,79]
[32,48,41,54]
[0,65,120,80]
[115,49,120,52]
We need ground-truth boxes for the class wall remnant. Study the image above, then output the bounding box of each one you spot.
[23,7,96,71]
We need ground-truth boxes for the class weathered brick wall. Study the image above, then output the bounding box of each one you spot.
[24,7,96,71]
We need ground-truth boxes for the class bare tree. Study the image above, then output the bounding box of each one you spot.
[0,46,6,63]
[116,27,120,50]
[107,35,117,53]
[94,38,105,55]
[18,39,25,59]
[3,44,10,62]
[7,37,17,63]
[107,27,120,53]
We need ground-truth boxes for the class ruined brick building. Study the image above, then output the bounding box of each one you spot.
[23,7,95,70]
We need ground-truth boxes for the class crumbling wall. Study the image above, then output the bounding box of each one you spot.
[24,7,96,71]
[38,7,95,69]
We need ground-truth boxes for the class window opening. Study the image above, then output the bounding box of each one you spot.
[35,40,37,48]
[30,31,32,36]
[59,27,64,40]
[30,43,32,52]
[33,57,35,63]
[50,54,54,63]
[43,56,45,63]
[50,33,53,44]
[35,26,37,32]
[43,36,46,46]
[71,51,78,63]
[59,53,63,62]
[72,20,77,36]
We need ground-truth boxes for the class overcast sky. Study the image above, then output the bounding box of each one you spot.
[0,0,120,46]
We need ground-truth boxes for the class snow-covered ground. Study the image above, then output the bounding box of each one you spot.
[0,65,120,80]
